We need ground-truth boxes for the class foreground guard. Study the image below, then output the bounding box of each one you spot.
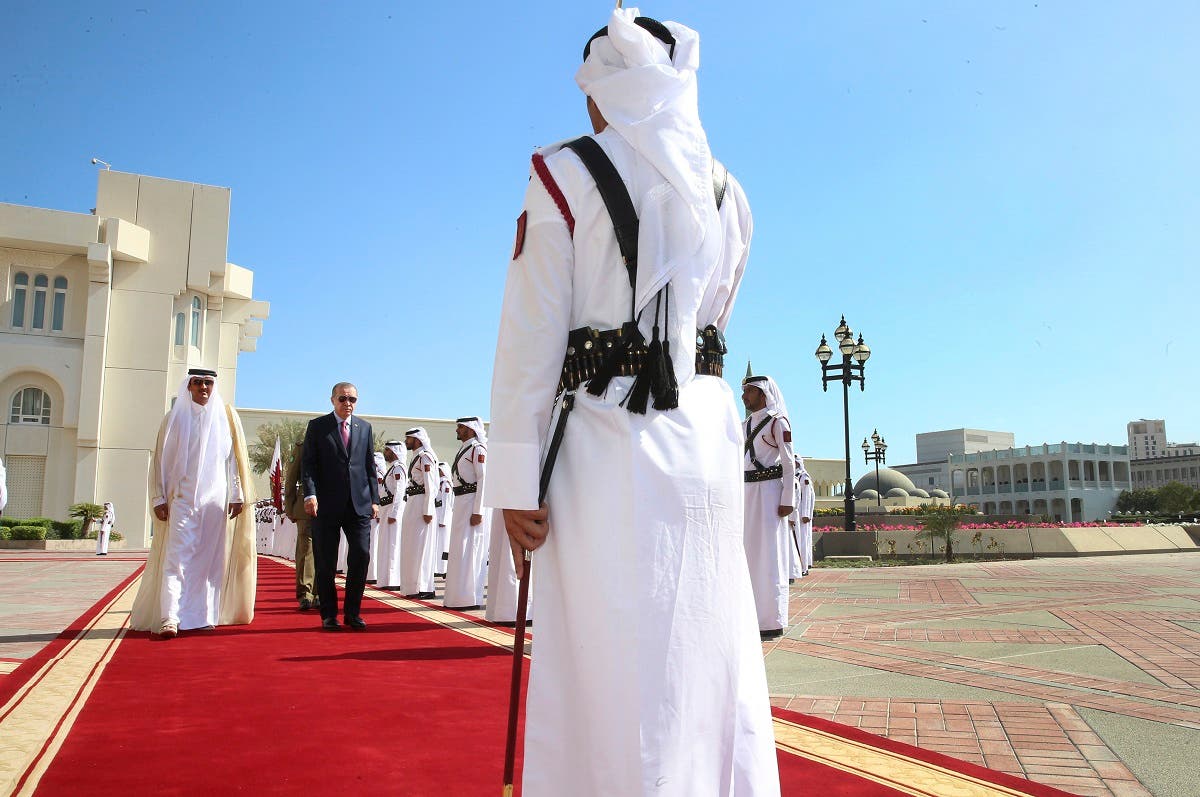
[483,8,780,795]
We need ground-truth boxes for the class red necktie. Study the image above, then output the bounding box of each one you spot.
[341,420,350,450]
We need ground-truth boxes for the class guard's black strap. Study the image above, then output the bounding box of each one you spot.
[745,415,774,470]
[564,136,639,289]
[451,442,476,487]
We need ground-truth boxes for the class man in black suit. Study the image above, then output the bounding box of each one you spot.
[302,381,380,631]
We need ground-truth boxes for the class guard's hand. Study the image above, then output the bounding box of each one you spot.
[372,504,380,520]
[778,504,794,518]
[388,517,396,524]
[304,497,318,517]
[801,516,811,524]
[470,513,483,527]
[504,504,549,579]
[509,535,528,579]
[423,514,433,523]
[229,502,243,519]
[153,503,169,522]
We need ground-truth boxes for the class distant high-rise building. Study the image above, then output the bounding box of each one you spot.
[1127,420,1167,459]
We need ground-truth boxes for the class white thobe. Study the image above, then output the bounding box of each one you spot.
[375,460,405,587]
[444,440,490,608]
[153,406,244,630]
[400,449,437,595]
[795,476,815,574]
[484,131,778,796]
[434,474,453,576]
[743,407,796,632]
[484,511,526,623]
[96,505,115,555]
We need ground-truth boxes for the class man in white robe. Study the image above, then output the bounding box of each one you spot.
[95,501,115,556]
[131,368,256,637]
[483,9,780,795]
[742,374,796,639]
[444,417,491,609]
[434,461,453,577]
[794,457,816,576]
[376,441,406,588]
[484,511,525,624]
[367,451,386,584]
[400,427,438,599]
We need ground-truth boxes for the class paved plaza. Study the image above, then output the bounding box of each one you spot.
[2,550,1198,796]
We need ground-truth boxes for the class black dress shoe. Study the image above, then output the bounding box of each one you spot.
[345,616,367,631]
[760,629,784,641]
[321,617,341,632]
[417,591,436,600]
[299,598,313,611]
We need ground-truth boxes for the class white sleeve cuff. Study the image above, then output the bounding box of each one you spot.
[480,441,541,510]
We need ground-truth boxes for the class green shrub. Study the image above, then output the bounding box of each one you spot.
[18,517,55,529]
[9,525,48,541]
[0,517,20,528]
[0,526,10,540]
[50,520,84,539]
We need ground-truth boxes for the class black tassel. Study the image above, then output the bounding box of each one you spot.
[624,365,652,414]
[586,341,620,397]
[653,339,680,410]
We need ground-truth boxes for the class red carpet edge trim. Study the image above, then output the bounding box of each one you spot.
[0,565,143,707]
[772,707,1079,797]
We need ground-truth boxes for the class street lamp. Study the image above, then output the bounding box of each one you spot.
[863,429,887,507]
[816,315,870,530]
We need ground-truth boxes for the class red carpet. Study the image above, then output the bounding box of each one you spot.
[21,559,1077,796]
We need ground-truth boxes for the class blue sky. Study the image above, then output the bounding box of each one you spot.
[4,2,1198,471]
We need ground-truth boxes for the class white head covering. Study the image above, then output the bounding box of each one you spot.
[384,440,405,460]
[743,375,789,420]
[404,427,433,454]
[795,455,810,484]
[576,8,720,357]
[456,416,488,445]
[0,456,7,512]
[373,451,386,479]
[159,371,232,506]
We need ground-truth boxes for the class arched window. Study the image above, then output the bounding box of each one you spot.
[51,277,67,332]
[9,387,52,425]
[31,274,48,330]
[11,272,28,327]
[190,296,202,346]
[174,312,186,346]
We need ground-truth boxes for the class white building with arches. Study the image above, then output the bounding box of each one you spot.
[1,170,268,545]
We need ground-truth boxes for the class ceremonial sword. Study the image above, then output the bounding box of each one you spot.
[502,390,576,796]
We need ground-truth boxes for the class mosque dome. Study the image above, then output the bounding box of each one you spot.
[858,489,879,500]
[928,489,950,499]
[852,468,919,498]
[885,487,910,498]
[910,488,931,498]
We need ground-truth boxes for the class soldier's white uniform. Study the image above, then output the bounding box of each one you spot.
[376,443,406,588]
[444,418,491,609]
[483,10,779,795]
[743,375,796,634]
[399,428,438,597]
[96,501,115,555]
[484,511,526,623]
[433,462,453,577]
[795,459,816,575]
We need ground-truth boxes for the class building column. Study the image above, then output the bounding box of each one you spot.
[73,243,113,504]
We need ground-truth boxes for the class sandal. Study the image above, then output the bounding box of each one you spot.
[158,621,178,639]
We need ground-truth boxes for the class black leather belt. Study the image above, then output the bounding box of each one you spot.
[405,484,425,497]
[744,465,783,483]
[453,484,477,497]
[559,323,727,393]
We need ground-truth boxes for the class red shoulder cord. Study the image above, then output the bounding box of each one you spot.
[532,152,575,236]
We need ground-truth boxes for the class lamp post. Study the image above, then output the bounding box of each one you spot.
[816,315,870,531]
[862,429,887,507]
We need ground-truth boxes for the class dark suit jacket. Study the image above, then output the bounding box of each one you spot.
[301,412,380,518]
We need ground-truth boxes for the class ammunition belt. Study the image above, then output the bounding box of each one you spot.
[559,324,727,393]
[405,484,426,497]
[744,465,784,483]
[453,483,477,497]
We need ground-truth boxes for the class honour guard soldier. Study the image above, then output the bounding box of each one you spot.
[400,427,438,598]
[434,461,453,577]
[376,441,406,588]
[444,417,491,609]
[742,374,795,639]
